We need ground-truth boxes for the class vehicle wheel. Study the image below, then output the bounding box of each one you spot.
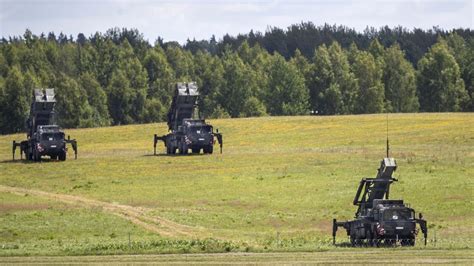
[171,147,176,154]
[367,236,373,247]
[384,238,395,246]
[192,148,200,154]
[59,151,66,161]
[350,236,357,247]
[183,146,188,154]
[374,238,381,247]
[368,231,378,247]
[204,146,213,154]
[180,142,188,155]
[401,237,415,246]
[34,150,41,162]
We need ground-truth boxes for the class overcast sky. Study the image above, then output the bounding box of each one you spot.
[0,0,472,44]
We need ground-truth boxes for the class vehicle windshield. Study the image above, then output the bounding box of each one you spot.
[383,209,413,221]
[190,125,212,134]
[41,132,64,141]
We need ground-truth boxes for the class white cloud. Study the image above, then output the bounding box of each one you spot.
[0,0,471,43]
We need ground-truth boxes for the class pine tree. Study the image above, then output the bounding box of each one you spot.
[368,39,385,59]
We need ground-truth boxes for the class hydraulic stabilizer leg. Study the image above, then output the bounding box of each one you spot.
[416,214,428,246]
[153,135,167,155]
[72,140,78,159]
[66,135,78,159]
[12,141,16,160]
[215,133,223,154]
[12,141,23,160]
[332,219,349,245]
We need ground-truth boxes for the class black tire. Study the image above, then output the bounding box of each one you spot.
[180,142,188,155]
[350,236,357,247]
[59,151,66,161]
[384,238,395,246]
[368,230,379,247]
[34,150,41,162]
[401,237,415,246]
[192,148,200,154]
[204,146,213,154]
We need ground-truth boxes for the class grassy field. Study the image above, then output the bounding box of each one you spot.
[2,250,473,264]
[0,113,473,261]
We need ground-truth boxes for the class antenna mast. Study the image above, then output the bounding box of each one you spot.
[386,112,389,158]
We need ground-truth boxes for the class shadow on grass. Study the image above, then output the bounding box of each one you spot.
[334,242,353,248]
[0,159,27,164]
[0,159,64,164]
[144,153,211,157]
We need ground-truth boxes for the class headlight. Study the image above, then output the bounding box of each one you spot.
[36,143,44,152]
[185,136,192,145]
[376,223,385,236]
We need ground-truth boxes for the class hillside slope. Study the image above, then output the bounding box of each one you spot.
[0,113,472,255]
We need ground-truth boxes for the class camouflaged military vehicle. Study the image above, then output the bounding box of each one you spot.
[154,82,222,155]
[332,142,427,246]
[12,89,77,161]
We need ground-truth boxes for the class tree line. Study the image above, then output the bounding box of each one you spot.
[0,24,472,134]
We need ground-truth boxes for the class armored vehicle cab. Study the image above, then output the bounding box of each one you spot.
[179,118,215,154]
[12,89,77,161]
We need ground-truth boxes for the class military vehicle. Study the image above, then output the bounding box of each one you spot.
[154,82,222,155]
[12,88,77,161]
[332,142,427,246]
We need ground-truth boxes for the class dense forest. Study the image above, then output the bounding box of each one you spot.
[0,22,472,134]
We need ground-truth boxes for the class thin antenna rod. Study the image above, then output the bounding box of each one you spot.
[386,112,389,158]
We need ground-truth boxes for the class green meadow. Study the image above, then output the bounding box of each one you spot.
[0,113,472,260]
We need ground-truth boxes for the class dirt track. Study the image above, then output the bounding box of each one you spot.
[0,185,206,238]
